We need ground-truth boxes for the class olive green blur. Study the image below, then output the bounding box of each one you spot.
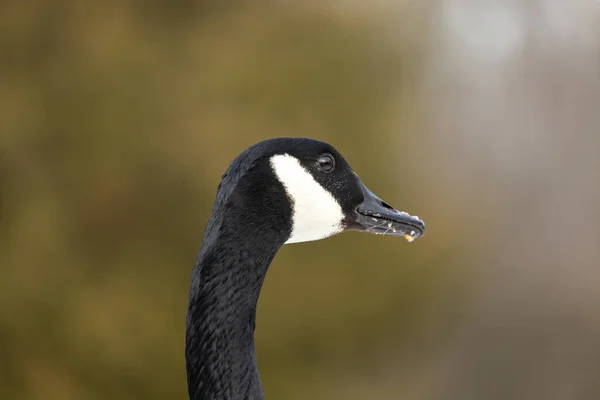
[2,1,600,400]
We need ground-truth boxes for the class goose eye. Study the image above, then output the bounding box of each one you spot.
[317,154,335,172]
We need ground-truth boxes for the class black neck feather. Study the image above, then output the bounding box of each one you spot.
[186,164,292,400]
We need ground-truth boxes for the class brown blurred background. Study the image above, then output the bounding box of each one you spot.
[1,1,600,399]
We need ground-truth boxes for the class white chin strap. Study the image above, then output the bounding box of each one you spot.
[270,154,344,244]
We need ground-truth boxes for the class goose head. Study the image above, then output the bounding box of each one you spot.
[219,138,425,246]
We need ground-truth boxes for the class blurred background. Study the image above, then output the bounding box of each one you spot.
[2,0,600,399]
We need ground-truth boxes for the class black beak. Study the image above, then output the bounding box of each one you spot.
[350,180,425,242]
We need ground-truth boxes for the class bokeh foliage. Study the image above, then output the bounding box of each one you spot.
[1,1,446,399]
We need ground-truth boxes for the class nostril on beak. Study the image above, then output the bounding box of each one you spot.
[380,201,394,210]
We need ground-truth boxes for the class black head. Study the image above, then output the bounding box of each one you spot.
[216,137,425,245]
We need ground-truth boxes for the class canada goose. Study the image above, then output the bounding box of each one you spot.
[186,138,425,399]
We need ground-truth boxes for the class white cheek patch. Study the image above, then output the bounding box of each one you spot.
[270,154,345,244]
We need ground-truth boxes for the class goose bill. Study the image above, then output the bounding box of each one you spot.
[351,182,425,242]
